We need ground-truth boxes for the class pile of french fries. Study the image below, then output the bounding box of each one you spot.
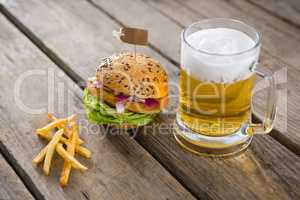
[33,114,91,187]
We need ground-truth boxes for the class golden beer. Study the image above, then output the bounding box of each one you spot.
[174,19,277,157]
[178,69,256,136]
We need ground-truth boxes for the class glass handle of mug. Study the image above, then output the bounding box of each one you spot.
[247,70,277,135]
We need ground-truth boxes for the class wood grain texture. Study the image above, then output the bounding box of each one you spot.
[137,115,300,200]
[0,13,195,200]
[86,0,300,153]
[1,0,300,199]
[93,0,300,68]
[0,154,34,200]
[248,0,300,28]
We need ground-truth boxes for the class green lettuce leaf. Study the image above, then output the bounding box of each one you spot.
[83,89,156,126]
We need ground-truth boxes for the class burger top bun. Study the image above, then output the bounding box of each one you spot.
[96,52,168,99]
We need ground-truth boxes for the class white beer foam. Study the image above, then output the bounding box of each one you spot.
[182,28,260,83]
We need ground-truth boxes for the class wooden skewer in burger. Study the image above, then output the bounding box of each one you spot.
[83,28,168,128]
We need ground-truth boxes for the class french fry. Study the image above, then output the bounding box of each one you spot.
[33,113,91,187]
[36,132,91,158]
[59,121,77,187]
[47,113,76,131]
[47,113,84,145]
[36,118,69,137]
[62,138,91,158]
[65,119,83,144]
[36,131,52,140]
[47,113,65,129]
[43,129,64,175]
[32,146,48,165]
[74,145,91,159]
[37,130,83,146]
[56,143,88,171]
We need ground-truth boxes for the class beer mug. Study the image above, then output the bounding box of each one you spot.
[174,18,277,157]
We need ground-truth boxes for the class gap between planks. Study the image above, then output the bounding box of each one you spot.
[0,4,199,200]
[0,6,51,200]
[0,4,84,87]
[0,141,45,200]
[245,0,300,30]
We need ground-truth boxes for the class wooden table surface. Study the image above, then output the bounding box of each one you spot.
[0,0,300,199]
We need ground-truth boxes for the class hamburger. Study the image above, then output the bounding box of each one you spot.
[83,52,168,128]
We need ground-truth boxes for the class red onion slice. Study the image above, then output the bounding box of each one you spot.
[116,94,129,101]
[145,98,159,108]
[92,81,102,89]
[115,94,129,113]
[115,94,159,111]
[116,101,125,113]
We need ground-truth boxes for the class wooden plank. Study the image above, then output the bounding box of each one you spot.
[248,0,300,28]
[2,0,300,199]
[0,13,195,200]
[137,116,300,200]
[84,0,300,153]
[92,0,300,69]
[0,154,34,200]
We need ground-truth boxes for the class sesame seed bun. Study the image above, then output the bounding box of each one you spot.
[96,52,168,99]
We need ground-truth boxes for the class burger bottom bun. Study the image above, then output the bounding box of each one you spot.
[87,83,168,114]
